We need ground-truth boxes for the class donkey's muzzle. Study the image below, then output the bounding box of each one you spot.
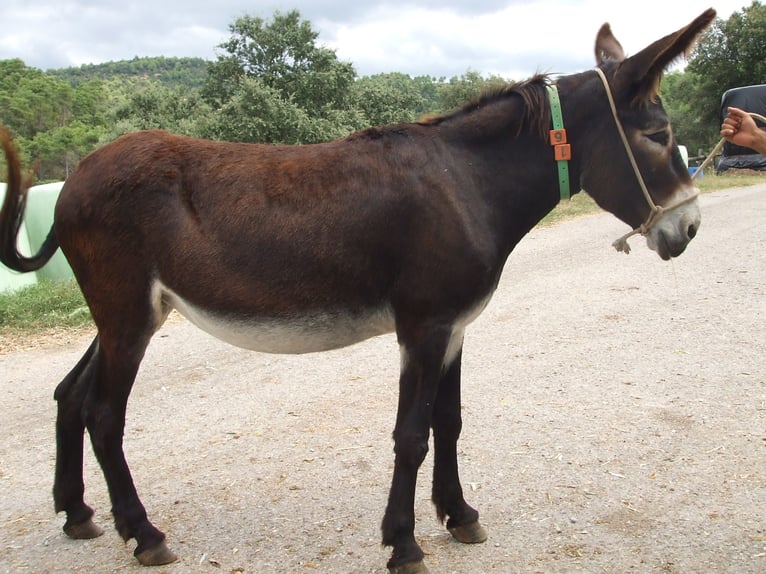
[646,195,701,260]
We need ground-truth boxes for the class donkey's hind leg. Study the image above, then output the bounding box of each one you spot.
[53,336,105,539]
[81,320,177,566]
[431,344,487,545]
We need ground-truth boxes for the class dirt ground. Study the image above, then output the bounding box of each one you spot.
[1,186,764,574]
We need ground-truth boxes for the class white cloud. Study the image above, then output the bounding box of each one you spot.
[321,1,745,79]
[0,1,751,78]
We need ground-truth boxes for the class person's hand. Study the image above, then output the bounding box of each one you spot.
[720,106,766,154]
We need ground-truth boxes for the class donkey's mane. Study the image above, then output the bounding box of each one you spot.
[419,74,553,139]
[346,74,553,144]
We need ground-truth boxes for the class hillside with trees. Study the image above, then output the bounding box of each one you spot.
[48,56,210,89]
[2,3,765,181]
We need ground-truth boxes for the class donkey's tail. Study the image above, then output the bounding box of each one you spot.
[0,126,60,273]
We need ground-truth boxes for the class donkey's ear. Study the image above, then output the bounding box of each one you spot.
[612,8,716,103]
[595,23,624,64]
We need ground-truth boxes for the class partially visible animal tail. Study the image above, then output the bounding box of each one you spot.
[0,126,60,272]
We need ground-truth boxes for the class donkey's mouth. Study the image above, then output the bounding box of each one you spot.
[644,196,701,260]
[650,230,691,260]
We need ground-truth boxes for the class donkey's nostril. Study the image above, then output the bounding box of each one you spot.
[687,223,697,240]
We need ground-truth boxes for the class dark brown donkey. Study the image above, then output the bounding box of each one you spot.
[0,10,715,574]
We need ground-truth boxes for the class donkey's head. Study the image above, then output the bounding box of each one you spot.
[576,8,715,259]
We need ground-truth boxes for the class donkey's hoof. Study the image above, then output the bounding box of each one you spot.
[448,520,488,544]
[64,518,104,540]
[388,560,431,574]
[135,541,178,566]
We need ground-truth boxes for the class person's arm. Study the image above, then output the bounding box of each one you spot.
[720,106,766,155]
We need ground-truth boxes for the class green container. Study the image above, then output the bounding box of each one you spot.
[24,182,73,283]
[0,181,73,292]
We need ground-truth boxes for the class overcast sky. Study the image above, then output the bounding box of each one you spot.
[0,1,751,80]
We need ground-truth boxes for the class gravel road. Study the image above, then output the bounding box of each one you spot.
[1,185,764,574]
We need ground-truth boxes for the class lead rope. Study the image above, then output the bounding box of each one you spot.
[594,68,701,254]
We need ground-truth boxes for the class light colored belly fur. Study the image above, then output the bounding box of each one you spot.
[154,281,396,354]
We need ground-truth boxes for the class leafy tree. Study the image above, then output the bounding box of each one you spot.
[669,1,766,154]
[203,10,360,143]
[0,60,73,139]
[0,59,30,132]
[689,1,766,94]
[412,75,441,116]
[27,122,102,180]
[205,77,312,143]
[72,79,108,128]
[662,72,711,158]
[351,73,427,126]
[111,83,211,138]
[436,71,508,112]
[0,59,111,179]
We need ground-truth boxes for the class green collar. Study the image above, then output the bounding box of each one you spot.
[546,84,571,201]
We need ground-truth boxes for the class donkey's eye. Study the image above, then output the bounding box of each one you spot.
[646,130,670,146]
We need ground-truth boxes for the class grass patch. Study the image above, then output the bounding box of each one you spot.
[0,278,92,336]
[542,192,600,226]
[694,171,766,192]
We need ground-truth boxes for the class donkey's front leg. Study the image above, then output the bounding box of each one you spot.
[381,326,451,574]
[431,343,487,545]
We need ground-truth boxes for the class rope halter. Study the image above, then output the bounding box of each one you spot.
[593,68,700,254]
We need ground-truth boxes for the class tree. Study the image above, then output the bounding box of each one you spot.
[27,122,102,180]
[668,1,766,154]
[0,59,74,139]
[203,77,311,144]
[688,1,766,93]
[351,73,428,126]
[436,71,508,113]
[202,10,360,143]
[71,80,108,128]
[662,72,713,157]
[0,59,112,179]
[111,83,211,138]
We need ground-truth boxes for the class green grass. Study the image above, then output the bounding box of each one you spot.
[1,171,764,337]
[542,192,600,226]
[694,172,766,193]
[0,278,92,336]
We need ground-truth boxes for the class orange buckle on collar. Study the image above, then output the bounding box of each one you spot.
[549,129,571,160]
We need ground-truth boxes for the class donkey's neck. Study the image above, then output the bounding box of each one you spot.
[431,95,567,257]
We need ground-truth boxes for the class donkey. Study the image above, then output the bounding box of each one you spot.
[0,9,715,574]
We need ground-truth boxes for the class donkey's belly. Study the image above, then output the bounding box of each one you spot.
[158,284,396,354]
